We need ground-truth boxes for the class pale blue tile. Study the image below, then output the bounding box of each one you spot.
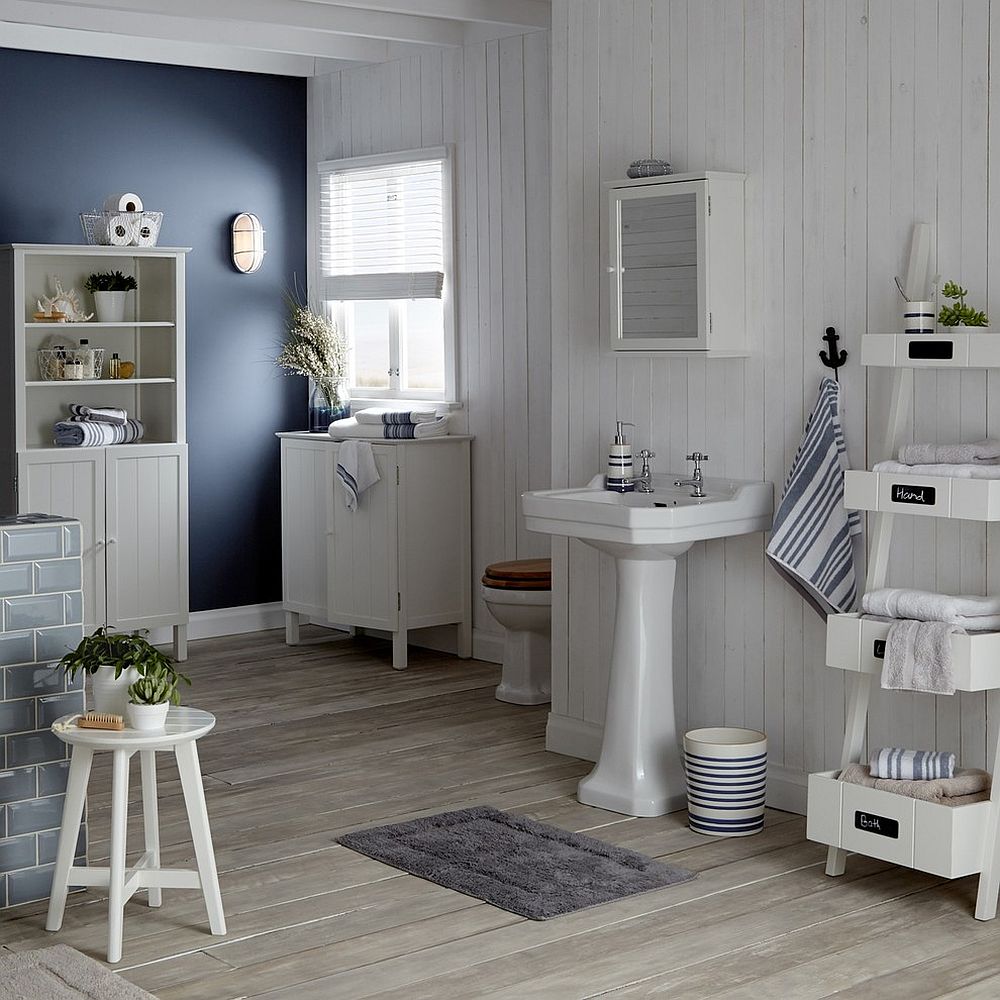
[37,761,70,796]
[5,594,64,631]
[0,564,32,598]
[7,795,64,836]
[63,524,81,558]
[7,731,65,768]
[7,864,54,905]
[0,768,36,805]
[0,633,34,667]
[34,560,81,595]
[37,826,85,866]
[0,701,34,737]
[35,625,82,664]
[4,664,61,698]
[64,592,83,626]
[2,528,61,563]
[37,692,83,729]
[0,834,36,874]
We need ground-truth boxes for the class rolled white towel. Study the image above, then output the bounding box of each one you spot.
[862,588,1000,629]
[328,415,450,440]
[898,439,1000,466]
[873,460,1000,479]
[354,407,439,426]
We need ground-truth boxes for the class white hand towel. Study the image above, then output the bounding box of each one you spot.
[862,588,1000,629]
[354,407,439,425]
[881,619,963,696]
[898,439,1000,466]
[335,440,380,511]
[328,415,450,440]
[873,460,1000,479]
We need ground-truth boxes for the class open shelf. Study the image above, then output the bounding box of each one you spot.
[845,469,1000,521]
[826,613,1000,693]
[26,378,175,387]
[862,333,1000,368]
[807,771,989,878]
[24,321,175,329]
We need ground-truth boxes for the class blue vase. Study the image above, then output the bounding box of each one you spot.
[308,382,350,432]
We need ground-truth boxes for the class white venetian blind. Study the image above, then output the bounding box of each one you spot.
[318,150,446,301]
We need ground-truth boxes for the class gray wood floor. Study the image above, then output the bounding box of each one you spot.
[2,627,999,999]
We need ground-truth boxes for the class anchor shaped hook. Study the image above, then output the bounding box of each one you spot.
[819,326,848,382]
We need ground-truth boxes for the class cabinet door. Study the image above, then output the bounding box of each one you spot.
[327,445,399,631]
[18,450,107,630]
[105,445,188,630]
[280,439,329,619]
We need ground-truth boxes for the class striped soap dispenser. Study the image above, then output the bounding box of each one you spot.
[606,420,636,492]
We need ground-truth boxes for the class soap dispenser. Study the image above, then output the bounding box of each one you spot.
[606,420,636,492]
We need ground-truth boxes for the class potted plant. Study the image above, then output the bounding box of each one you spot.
[126,663,183,731]
[275,286,349,432]
[938,280,989,332]
[58,626,186,716]
[84,270,137,323]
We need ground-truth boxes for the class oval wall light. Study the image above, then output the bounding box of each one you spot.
[231,213,266,273]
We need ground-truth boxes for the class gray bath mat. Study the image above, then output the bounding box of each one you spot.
[338,805,696,919]
[0,944,155,999]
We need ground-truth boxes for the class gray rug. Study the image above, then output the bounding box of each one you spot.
[0,945,154,999]
[338,805,696,919]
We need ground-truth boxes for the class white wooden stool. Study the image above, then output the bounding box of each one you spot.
[46,707,226,964]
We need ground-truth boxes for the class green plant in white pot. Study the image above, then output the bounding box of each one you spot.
[127,663,184,731]
[84,270,137,323]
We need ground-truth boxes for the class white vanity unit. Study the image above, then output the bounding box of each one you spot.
[278,432,472,671]
[0,244,189,660]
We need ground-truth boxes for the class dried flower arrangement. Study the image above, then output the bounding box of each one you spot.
[275,288,348,409]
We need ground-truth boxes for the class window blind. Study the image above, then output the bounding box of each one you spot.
[318,154,445,302]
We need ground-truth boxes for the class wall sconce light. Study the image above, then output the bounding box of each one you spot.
[231,212,265,273]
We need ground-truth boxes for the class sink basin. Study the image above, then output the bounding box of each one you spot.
[523,471,773,817]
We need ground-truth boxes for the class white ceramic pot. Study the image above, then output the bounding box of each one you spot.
[127,702,170,732]
[91,665,139,716]
[902,301,935,334]
[93,290,129,323]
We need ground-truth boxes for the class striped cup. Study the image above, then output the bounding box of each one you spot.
[683,727,767,837]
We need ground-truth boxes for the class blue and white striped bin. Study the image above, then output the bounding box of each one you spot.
[683,727,767,837]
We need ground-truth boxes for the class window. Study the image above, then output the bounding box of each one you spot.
[315,148,455,401]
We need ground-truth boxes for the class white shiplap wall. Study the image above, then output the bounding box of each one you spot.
[308,36,551,650]
[550,0,1000,804]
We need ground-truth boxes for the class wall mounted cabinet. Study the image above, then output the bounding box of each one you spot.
[606,171,746,355]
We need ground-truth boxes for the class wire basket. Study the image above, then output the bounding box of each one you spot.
[37,347,105,380]
[79,211,163,247]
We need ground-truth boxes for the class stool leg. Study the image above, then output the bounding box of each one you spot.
[107,749,131,964]
[176,740,226,935]
[45,745,93,932]
[139,750,161,908]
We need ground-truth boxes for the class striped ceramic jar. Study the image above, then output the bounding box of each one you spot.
[683,727,767,837]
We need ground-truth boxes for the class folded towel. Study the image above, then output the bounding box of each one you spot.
[839,762,991,805]
[328,415,450,441]
[335,440,380,512]
[53,418,144,447]
[354,407,439,426]
[765,378,861,616]
[881,619,963,695]
[862,588,1000,628]
[68,404,128,425]
[869,747,956,780]
[873,460,1000,479]
[898,438,1000,466]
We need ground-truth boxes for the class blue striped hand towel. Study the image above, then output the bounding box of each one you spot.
[869,747,956,780]
[335,440,380,511]
[766,377,861,616]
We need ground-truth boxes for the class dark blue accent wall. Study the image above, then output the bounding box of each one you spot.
[0,48,306,612]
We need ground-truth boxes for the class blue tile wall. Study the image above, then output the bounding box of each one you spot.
[0,517,84,908]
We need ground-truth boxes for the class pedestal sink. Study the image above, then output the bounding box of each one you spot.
[523,472,773,817]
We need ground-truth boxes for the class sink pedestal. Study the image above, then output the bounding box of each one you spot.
[578,552,687,817]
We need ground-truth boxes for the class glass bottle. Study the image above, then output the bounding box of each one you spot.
[109,353,121,379]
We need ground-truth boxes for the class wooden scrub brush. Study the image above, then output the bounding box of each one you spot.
[77,712,125,731]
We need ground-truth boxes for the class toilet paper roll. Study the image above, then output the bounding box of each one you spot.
[103,191,143,213]
[106,213,138,246]
[134,213,156,247]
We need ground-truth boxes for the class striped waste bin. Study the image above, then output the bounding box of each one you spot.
[683,727,767,837]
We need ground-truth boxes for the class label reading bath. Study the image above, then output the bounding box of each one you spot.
[891,484,936,506]
[855,811,899,839]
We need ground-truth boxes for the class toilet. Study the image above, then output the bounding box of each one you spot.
[481,558,552,705]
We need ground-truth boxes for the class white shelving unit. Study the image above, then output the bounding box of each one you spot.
[0,244,190,659]
[806,335,1000,920]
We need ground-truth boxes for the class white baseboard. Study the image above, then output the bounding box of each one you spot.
[472,628,504,664]
[147,602,286,646]
[766,763,808,815]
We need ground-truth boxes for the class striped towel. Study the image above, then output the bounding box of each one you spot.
[68,404,128,425]
[329,415,450,441]
[354,407,439,426]
[869,748,956,780]
[335,440,380,511]
[765,378,861,616]
[54,418,144,447]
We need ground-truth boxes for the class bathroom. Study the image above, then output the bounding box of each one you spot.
[1,1,999,996]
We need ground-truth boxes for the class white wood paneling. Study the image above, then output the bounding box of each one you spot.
[309,37,551,641]
[551,0,1000,788]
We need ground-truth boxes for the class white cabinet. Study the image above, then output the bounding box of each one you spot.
[606,171,746,354]
[279,433,472,671]
[1,244,190,659]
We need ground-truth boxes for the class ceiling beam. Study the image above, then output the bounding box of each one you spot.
[300,0,550,30]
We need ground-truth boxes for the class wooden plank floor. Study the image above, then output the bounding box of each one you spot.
[3,626,1000,998]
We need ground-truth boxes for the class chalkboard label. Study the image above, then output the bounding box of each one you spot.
[891,484,936,506]
[855,811,899,839]
[907,340,954,360]
[873,639,886,659]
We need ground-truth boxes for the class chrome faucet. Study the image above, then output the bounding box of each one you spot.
[637,449,655,492]
[674,452,709,498]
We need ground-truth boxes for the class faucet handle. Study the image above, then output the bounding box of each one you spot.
[686,452,709,463]
[639,449,655,459]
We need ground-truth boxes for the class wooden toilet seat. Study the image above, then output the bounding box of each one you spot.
[481,558,552,591]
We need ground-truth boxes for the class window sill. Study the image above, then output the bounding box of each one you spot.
[348,396,464,412]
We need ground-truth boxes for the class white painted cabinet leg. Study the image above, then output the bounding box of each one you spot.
[457,617,472,659]
[175,740,226,935]
[140,750,162,908]
[392,629,408,671]
[285,610,301,646]
[173,625,188,663]
[45,746,93,932]
[975,728,1000,919]
[107,749,131,963]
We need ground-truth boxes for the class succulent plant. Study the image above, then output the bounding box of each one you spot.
[128,663,182,706]
[938,280,989,327]
[84,270,137,293]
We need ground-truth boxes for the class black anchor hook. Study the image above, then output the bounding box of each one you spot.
[819,326,847,382]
